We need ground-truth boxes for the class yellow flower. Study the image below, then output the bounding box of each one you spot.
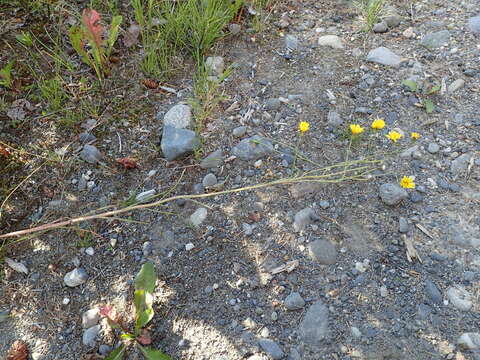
[411,132,421,140]
[350,124,364,135]
[400,176,415,189]
[386,131,403,142]
[298,121,310,133]
[371,118,385,130]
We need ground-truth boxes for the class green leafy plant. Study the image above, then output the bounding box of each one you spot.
[402,79,440,114]
[100,262,171,360]
[354,0,385,31]
[0,61,14,89]
[15,31,33,47]
[69,8,122,81]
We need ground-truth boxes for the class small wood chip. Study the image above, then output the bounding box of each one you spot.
[415,223,434,239]
[403,235,422,263]
[270,259,299,274]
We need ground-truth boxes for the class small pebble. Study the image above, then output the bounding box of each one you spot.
[185,243,194,251]
[85,247,94,256]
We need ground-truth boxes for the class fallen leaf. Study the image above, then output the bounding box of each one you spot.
[5,257,28,274]
[142,79,158,89]
[270,259,299,274]
[403,235,422,263]
[123,23,140,48]
[7,340,28,360]
[116,157,138,169]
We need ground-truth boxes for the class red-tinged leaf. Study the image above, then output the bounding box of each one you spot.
[0,145,11,158]
[99,305,123,329]
[6,340,28,360]
[136,329,152,345]
[82,9,104,50]
[116,157,138,169]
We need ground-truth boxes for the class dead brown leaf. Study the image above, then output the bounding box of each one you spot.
[7,340,28,360]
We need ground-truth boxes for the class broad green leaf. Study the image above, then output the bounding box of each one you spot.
[138,345,172,360]
[135,308,154,332]
[424,99,434,113]
[107,15,123,57]
[104,344,126,360]
[135,262,156,294]
[69,26,93,67]
[402,79,418,92]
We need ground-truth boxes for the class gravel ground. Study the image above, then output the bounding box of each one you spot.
[1,0,480,359]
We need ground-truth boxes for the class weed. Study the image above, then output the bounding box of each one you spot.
[402,79,440,113]
[0,61,14,89]
[38,77,67,111]
[15,32,33,47]
[69,9,123,81]
[100,262,171,360]
[354,0,385,31]
[189,65,231,133]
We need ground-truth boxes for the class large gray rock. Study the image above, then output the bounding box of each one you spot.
[317,35,344,49]
[298,301,329,346]
[161,125,200,161]
[447,286,472,311]
[82,308,100,329]
[469,16,480,34]
[425,279,442,304]
[458,333,480,350]
[80,145,102,164]
[232,135,273,161]
[284,292,305,310]
[163,104,192,129]
[308,239,337,265]
[293,208,319,232]
[451,153,473,176]
[379,183,408,205]
[420,30,450,48]
[367,47,402,67]
[200,150,223,169]
[82,325,100,347]
[258,338,284,359]
[64,268,88,287]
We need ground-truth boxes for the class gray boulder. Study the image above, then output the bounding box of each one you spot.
[232,135,273,161]
[162,104,192,129]
[379,183,408,205]
[420,30,450,49]
[161,125,200,161]
[367,47,402,67]
[80,145,102,164]
[298,301,329,346]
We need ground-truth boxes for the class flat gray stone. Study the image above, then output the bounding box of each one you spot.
[308,239,337,265]
[448,79,465,93]
[161,125,200,161]
[469,16,480,34]
[284,292,305,310]
[327,111,343,127]
[293,208,319,232]
[447,286,472,311]
[451,153,473,176]
[190,207,208,227]
[298,301,329,346]
[317,35,344,49]
[373,22,388,33]
[285,34,299,50]
[64,268,88,287]
[232,135,274,161]
[420,30,450,48]
[399,217,409,233]
[200,150,223,169]
[258,338,284,359]
[82,308,100,329]
[367,47,402,67]
[82,325,100,347]
[80,145,102,164]
[379,183,408,205]
[458,333,480,350]
[264,98,281,111]
[163,104,192,129]
[427,143,440,154]
[232,126,247,137]
[384,14,401,28]
[425,280,442,304]
[202,173,217,188]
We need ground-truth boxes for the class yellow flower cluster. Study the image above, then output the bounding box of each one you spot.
[298,121,310,133]
[350,124,364,135]
[386,131,403,142]
[400,176,415,189]
[371,118,385,130]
